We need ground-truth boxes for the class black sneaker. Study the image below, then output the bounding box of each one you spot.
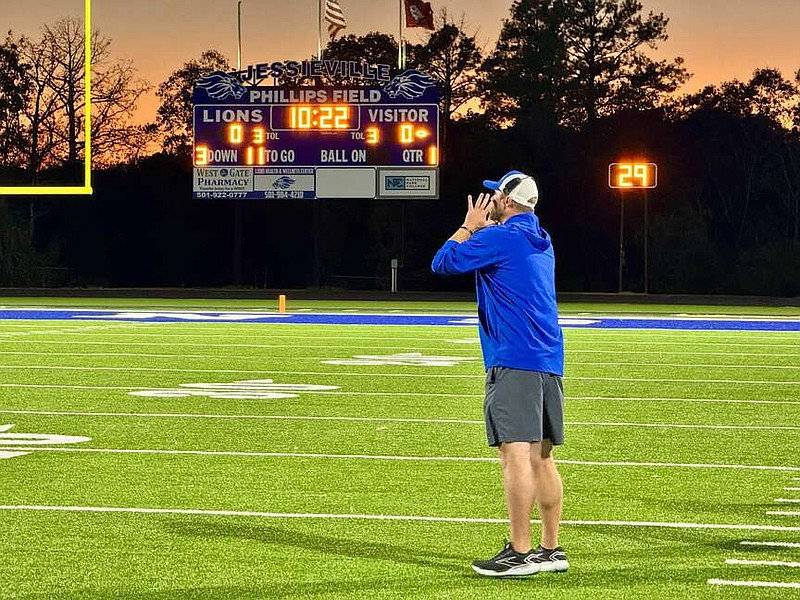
[471,542,540,577]
[528,544,569,572]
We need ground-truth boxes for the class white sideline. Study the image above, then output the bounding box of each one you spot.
[2,326,794,338]
[1,445,798,471]
[1,505,800,532]
[726,559,800,568]
[767,511,800,516]
[3,333,794,344]
[0,409,798,432]
[708,579,800,589]
[776,499,800,503]
[784,488,800,491]
[740,541,800,548]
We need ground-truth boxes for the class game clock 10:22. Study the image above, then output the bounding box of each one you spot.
[272,104,358,130]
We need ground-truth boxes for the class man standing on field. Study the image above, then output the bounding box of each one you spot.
[431,170,568,577]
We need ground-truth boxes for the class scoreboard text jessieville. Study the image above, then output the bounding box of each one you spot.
[192,66,440,200]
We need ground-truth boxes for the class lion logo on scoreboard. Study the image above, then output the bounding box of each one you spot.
[272,176,296,189]
[384,70,437,100]
[195,71,247,101]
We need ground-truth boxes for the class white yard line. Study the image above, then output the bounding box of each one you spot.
[2,350,798,370]
[0,384,148,391]
[1,504,799,532]
[1,336,798,350]
[570,349,798,357]
[0,451,29,459]
[726,559,800,568]
[1,446,798,471]
[785,488,800,492]
[575,362,800,370]
[1,347,799,360]
[1,364,798,385]
[767,511,800,516]
[0,349,473,357]
[740,541,800,548]
[570,422,800,431]
[775,499,800,503]
[0,410,484,425]
[0,409,797,432]
[0,384,797,406]
[0,365,280,374]
[707,579,800,589]
[573,396,800,406]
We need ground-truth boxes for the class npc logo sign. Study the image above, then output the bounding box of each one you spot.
[385,175,432,191]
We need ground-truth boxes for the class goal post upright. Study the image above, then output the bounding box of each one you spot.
[0,0,93,196]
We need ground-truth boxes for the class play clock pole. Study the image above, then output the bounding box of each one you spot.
[608,162,658,294]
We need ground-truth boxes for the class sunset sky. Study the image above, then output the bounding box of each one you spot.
[7,0,800,123]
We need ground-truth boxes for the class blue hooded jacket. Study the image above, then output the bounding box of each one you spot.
[431,213,564,375]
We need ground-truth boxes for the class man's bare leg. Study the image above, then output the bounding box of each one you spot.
[499,441,535,553]
[530,439,563,549]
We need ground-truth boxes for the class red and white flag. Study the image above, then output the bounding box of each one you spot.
[325,0,347,39]
[404,0,435,30]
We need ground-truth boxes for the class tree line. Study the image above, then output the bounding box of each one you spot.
[0,0,798,295]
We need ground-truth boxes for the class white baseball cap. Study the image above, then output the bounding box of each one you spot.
[483,170,539,208]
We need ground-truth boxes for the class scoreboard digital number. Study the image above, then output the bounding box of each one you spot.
[608,162,658,189]
[192,74,440,200]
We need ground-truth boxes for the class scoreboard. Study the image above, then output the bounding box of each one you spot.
[192,70,440,200]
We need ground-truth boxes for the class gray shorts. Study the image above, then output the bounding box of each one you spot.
[484,367,565,447]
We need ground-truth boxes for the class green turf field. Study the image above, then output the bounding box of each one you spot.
[0,300,798,599]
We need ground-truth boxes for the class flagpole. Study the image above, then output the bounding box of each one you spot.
[398,0,404,69]
[318,0,323,59]
[237,1,242,71]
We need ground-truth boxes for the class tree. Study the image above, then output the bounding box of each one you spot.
[0,33,30,167]
[480,0,689,128]
[479,0,568,128]
[155,49,231,156]
[414,12,483,124]
[17,33,61,177]
[679,68,799,128]
[677,68,800,245]
[326,32,399,66]
[14,18,150,176]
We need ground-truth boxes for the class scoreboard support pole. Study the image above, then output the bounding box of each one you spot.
[233,201,243,285]
[617,192,625,293]
[644,191,649,295]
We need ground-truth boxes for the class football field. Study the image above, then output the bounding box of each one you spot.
[0,299,798,599]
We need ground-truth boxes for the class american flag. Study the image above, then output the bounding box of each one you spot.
[324,0,347,40]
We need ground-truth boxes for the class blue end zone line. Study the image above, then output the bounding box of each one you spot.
[0,309,798,332]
